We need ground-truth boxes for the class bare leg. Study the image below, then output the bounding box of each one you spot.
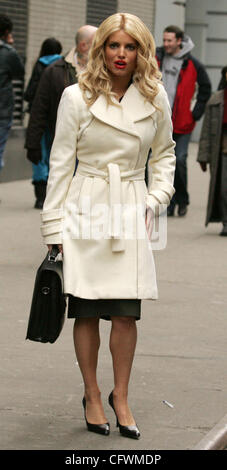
[109,316,137,426]
[73,317,107,424]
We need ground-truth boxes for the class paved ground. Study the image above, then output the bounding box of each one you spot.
[0,127,31,183]
[0,143,227,450]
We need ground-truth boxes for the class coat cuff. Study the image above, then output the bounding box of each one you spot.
[40,221,62,236]
[41,233,63,245]
[197,154,209,163]
[40,209,64,244]
[40,208,64,222]
[146,194,162,214]
[146,185,175,214]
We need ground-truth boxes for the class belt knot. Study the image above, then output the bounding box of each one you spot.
[77,162,145,252]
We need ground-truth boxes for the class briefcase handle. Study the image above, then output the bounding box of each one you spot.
[48,244,60,262]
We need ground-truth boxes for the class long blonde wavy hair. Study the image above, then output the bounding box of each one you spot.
[78,13,162,107]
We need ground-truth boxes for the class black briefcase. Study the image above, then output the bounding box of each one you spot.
[26,245,66,343]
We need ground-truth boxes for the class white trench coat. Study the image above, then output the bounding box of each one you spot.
[40,82,175,299]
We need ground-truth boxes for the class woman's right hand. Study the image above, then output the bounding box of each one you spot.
[47,244,63,254]
[145,205,154,240]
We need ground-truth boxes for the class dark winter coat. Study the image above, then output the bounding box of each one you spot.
[25,55,77,163]
[0,39,24,120]
[156,46,211,134]
[23,61,45,112]
[24,54,62,112]
[197,90,224,225]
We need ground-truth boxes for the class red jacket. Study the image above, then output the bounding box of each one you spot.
[156,47,211,134]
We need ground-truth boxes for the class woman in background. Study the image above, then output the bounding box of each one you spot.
[197,65,227,236]
[24,38,62,208]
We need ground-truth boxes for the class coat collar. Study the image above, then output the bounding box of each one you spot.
[89,83,156,138]
[65,47,77,67]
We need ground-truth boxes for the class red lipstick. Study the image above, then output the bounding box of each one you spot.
[114,60,127,69]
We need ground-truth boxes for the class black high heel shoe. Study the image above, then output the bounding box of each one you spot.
[82,397,110,435]
[108,391,140,439]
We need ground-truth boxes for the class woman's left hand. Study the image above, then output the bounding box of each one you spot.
[145,205,154,240]
[47,244,63,254]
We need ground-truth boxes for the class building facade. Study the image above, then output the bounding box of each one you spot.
[1,0,155,128]
[3,0,226,128]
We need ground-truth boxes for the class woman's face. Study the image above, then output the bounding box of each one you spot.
[104,30,137,81]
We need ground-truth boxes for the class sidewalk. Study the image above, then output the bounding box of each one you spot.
[0,128,31,183]
[0,143,227,450]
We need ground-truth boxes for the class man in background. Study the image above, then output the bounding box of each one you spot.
[156,25,211,217]
[0,14,24,176]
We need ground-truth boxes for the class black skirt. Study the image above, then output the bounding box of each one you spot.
[67,295,141,321]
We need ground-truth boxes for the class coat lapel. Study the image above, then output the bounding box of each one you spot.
[122,83,156,122]
[89,83,156,138]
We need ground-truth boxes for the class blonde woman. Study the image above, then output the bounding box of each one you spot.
[40,13,176,439]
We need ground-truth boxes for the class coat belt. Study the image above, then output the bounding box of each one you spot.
[76,162,145,252]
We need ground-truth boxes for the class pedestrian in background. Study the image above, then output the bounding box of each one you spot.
[24,38,62,208]
[197,66,227,236]
[40,13,175,439]
[156,25,211,217]
[24,25,97,170]
[0,14,24,178]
